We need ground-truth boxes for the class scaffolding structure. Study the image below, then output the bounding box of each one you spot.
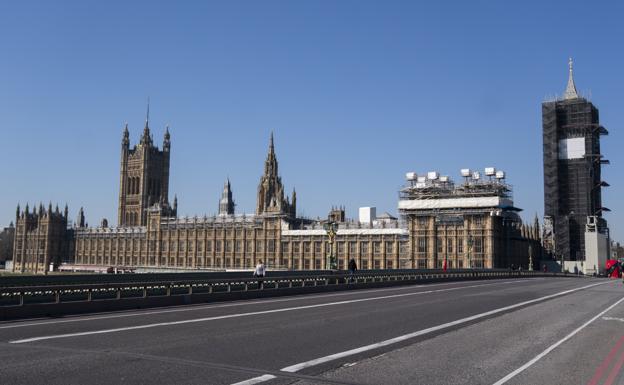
[542,96,609,261]
[399,168,517,218]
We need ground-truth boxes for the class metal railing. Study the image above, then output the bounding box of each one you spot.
[0,270,563,308]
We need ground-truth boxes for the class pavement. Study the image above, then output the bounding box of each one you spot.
[1,276,623,385]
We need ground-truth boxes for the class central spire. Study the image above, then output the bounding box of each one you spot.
[256,132,291,216]
[264,130,278,176]
[564,57,579,100]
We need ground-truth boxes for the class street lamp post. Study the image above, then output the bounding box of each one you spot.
[467,236,473,269]
[323,221,338,270]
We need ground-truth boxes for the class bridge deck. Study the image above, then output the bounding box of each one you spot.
[0,277,622,385]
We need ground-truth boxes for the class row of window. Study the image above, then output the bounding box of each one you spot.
[160,229,275,237]
[417,237,484,254]
[77,239,410,255]
[415,216,485,226]
[76,255,485,270]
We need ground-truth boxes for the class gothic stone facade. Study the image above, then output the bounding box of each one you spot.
[13,119,538,274]
[12,204,72,273]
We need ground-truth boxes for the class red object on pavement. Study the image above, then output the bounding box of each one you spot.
[606,259,620,279]
[443,259,447,272]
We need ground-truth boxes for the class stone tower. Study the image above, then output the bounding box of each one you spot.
[13,202,69,274]
[218,179,235,216]
[255,132,296,217]
[117,107,171,227]
[542,59,609,260]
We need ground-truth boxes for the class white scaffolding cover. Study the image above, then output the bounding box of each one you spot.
[398,196,513,210]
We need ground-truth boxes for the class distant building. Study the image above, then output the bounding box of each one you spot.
[359,207,376,224]
[12,111,538,273]
[0,223,15,263]
[542,59,609,261]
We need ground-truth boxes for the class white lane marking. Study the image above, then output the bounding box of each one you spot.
[492,292,624,384]
[229,280,610,384]
[0,278,536,330]
[9,279,533,344]
[603,317,624,323]
[230,374,277,385]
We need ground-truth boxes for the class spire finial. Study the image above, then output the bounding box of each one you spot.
[141,98,152,145]
[146,96,150,126]
[269,130,274,153]
[564,57,579,100]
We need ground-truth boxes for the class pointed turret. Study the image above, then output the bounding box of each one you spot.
[163,125,171,151]
[564,57,579,100]
[173,195,178,216]
[24,203,29,215]
[533,214,540,240]
[16,203,20,220]
[219,178,235,216]
[64,204,69,219]
[122,123,130,148]
[76,207,85,228]
[140,98,152,146]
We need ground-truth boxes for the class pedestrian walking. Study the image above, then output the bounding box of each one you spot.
[254,260,266,289]
[348,258,357,283]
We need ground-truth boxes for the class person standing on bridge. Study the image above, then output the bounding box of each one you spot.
[348,258,357,283]
[254,260,266,289]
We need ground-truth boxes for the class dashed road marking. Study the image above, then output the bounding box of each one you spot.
[233,280,610,385]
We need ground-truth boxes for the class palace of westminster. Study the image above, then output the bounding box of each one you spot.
[11,115,541,274]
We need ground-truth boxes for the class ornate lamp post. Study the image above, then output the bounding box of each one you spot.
[323,221,338,270]
[467,236,473,269]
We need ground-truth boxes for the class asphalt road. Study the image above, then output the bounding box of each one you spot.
[1,276,623,385]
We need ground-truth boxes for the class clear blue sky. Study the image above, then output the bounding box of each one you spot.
[0,1,622,240]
